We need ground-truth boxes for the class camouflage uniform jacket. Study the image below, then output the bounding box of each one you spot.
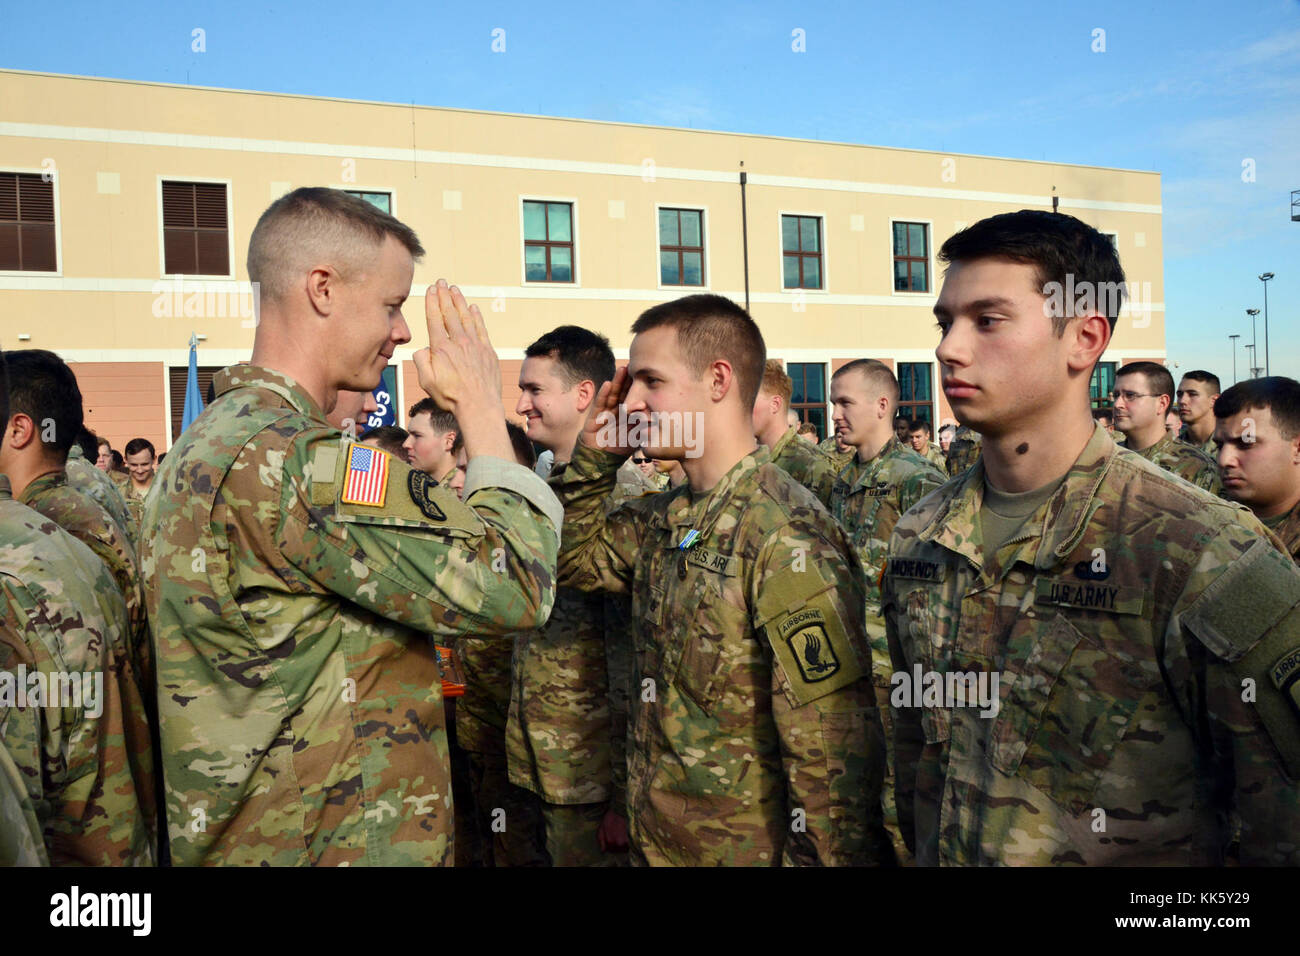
[945,425,982,477]
[454,635,516,755]
[0,475,154,865]
[0,735,48,866]
[922,442,947,471]
[769,426,837,509]
[507,457,623,807]
[139,365,562,867]
[1262,498,1300,563]
[1177,423,1218,458]
[818,436,855,473]
[882,424,1300,865]
[830,437,947,684]
[1124,429,1222,495]
[67,446,137,544]
[20,470,152,698]
[554,441,891,866]
[111,472,150,535]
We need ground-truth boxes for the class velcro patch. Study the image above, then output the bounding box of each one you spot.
[1184,539,1300,662]
[341,443,390,507]
[887,557,947,583]
[1035,578,1145,616]
[682,546,739,577]
[311,445,340,506]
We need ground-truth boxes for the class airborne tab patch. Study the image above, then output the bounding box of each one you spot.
[778,609,840,683]
[1271,647,1300,720]
[407,470,447,522]
[341,443,389,507]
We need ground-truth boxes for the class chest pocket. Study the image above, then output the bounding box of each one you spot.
[988,611,1157,814]
[897,585,953,745]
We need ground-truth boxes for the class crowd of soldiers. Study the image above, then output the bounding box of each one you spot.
[2,188,1297,867]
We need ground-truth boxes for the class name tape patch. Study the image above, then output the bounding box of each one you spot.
[1035,578,1145,616]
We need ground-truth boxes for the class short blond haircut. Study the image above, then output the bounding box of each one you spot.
[247,187,425,305]
[759,359,793,405]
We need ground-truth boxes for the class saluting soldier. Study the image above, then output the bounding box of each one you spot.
[552,294,893,866]
[884,210,1300,866]
[139,188,561,866]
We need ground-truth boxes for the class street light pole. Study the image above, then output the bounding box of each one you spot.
[1259,273,1274,376]
[1245,343,1256,379]
[1247,308,1260,374]
[1229,333,1240,384]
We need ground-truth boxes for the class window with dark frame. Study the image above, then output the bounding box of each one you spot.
[892,221,930,292]
[787,362,827,440]
[781,215,823,290]
[344,190,392,215]
[1090,361,1117,411]
[162,181,230,276]
[0,172,57,272]
[523,200,574,283]
[897,362,934,428]
[659,208,705,286]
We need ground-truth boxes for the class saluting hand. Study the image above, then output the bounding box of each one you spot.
[579,366,634,457]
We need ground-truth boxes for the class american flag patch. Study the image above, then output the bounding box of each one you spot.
[341,443,389,507]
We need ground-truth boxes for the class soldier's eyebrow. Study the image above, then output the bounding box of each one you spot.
[933,296,1015,320]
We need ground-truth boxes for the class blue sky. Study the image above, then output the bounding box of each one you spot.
[3,0,1297,382]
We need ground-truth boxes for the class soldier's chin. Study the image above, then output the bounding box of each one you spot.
[643,445,687,461]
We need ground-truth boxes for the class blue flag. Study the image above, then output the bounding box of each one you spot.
[365,366,398,432]
[181,332,205,434]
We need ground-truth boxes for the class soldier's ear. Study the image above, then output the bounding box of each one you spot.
[4,412,37,451]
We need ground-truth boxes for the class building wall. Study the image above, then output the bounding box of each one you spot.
[1,70,1165,448]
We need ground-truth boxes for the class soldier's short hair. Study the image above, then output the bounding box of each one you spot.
[939,209,1127,335]
[796,421,819,438]
[1117,361,1175,404]
[407,398,457,434]
[1214,376,1300,441]
[247,187,426,306]
[631,294,766,409]
[360,425,408,458]
[124,437,156,460]
[833,359,900,407]
[910,419,933,438]
[939,424,956,440]
[1093,408,1114,425]
[524,326,615,391]
[3,349,84,461]
[1181,369,1221,395]
[80,428,104,460]
[758,359,793,405]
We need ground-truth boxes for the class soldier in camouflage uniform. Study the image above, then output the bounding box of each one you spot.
[907,420,948,471]
[945,424,981,476]
[139,189,561,866]
[0,735,48,866]
[555,295,892,866]
[885,210,1300,866]
[113,438,157,533]
[818,434,856,473]
[1114,362,1222,494]
[508,326,629,865]
[1,349,153,866]
[1176,370,1221,457]
[68,436,137,545]
[752,359,837,509]
[1214,376,1300,563]
[827,359,947,861]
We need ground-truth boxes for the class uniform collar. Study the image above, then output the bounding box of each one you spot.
[17,469,66,506]
[768,425,797,460]
[213,365,328,421]
[1130,428,1176,460]
[0,474,10,501]
[916,423,1117,573]
[652,445,770,542]
[843,435,904,491]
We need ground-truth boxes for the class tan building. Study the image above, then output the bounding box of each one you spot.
[0,69,1166,452]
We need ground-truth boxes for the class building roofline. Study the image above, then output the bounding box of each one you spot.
[0,67,1161,177]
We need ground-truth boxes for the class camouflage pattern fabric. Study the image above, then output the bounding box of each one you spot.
[67,446,137,545]
[554,442,893,866]
[17,469,158,853]
[462,748,549,866]
[1124,429,1223,495]
[19,470,152,699]
[0,736,48,866]
[945,425,982,477]
[0,475,154,866]
[110,472,149,536]
[922,442,948,471]
[818,436,855,474]
[830,436,946,861]
[139,365,561,866]
[882,424,1300,865]
[768,426,837,509]
[1261,499,1300,563]
[539,799,618,866]
[1177,423,1219,458]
